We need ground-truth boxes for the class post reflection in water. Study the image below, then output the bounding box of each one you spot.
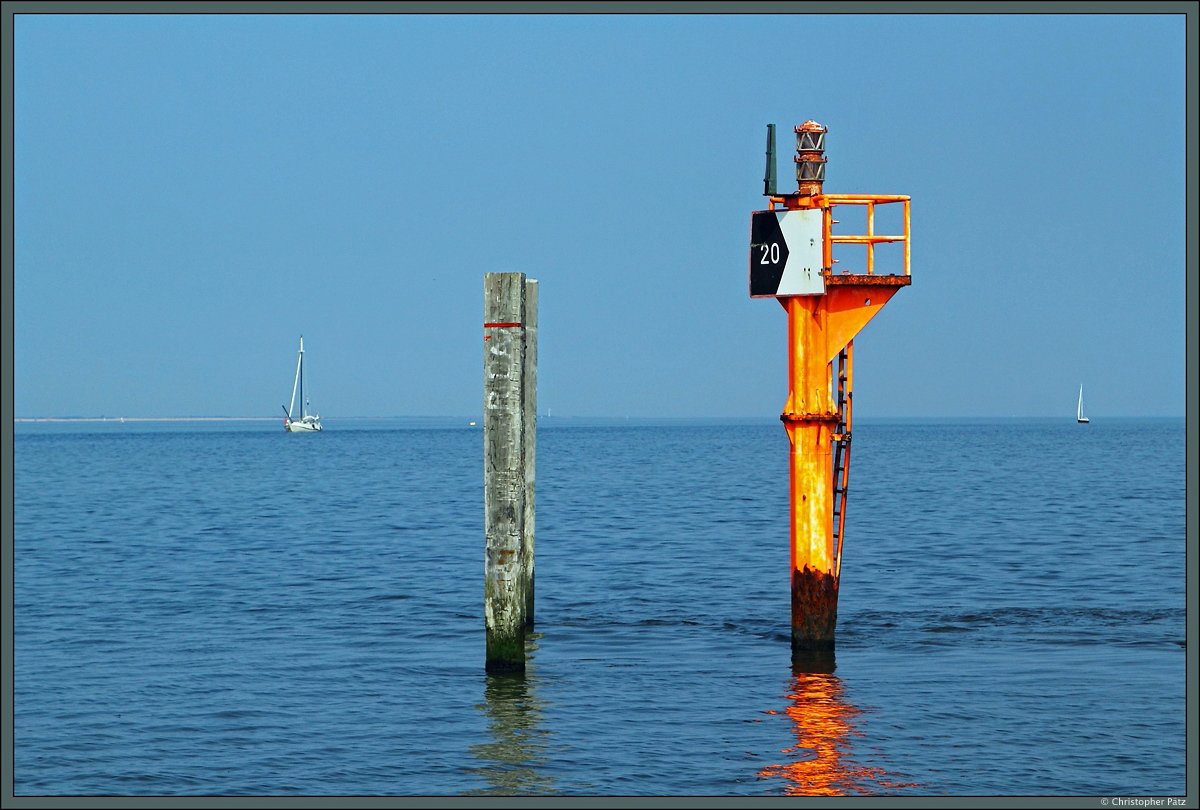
[758,654,917,796]
[465,641,556,796]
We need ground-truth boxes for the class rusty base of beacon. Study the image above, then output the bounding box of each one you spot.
[790,565,839,652]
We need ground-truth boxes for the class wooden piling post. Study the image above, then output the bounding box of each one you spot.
[484,272,529,672]
[522,279,538,629]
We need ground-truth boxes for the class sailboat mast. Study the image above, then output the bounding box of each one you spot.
[288,338,302,418]
[299,336,306,418]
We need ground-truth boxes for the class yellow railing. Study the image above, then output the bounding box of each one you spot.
[821,194,910,276]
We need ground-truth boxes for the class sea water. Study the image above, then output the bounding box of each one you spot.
[12,418,1188,796]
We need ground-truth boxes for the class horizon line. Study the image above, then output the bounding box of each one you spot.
[14,414,1186,423]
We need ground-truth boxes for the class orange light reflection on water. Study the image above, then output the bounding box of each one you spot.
[758,669,918,796]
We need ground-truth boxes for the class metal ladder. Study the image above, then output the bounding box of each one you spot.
[831,341,853,581]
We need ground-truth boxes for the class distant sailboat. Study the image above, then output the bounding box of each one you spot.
[283,336,322,433]
[1076,384,1090,424]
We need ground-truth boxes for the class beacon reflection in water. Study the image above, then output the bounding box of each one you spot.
[758,657,917,796]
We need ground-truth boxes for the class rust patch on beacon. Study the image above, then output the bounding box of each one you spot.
[791,565,840,651]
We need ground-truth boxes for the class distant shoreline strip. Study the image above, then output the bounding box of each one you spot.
[14,417,279,423]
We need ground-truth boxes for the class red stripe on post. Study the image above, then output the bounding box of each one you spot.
[484,322,523,328]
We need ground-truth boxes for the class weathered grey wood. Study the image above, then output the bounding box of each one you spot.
[484,272,527,672]
[522,279,538,629]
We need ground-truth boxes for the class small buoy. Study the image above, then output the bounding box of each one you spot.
[469,421,476,426]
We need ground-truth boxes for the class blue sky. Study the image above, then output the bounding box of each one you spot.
[13,12,1188,418]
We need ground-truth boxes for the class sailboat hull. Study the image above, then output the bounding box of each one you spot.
[285,418,322,432]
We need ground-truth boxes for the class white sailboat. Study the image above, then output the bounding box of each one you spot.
[283,336,322,432]
[1076,384,1090,424]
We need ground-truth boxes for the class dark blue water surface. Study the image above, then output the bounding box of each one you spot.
[12,418,1188,796]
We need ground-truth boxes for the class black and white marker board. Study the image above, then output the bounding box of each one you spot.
[749,209,824,297]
